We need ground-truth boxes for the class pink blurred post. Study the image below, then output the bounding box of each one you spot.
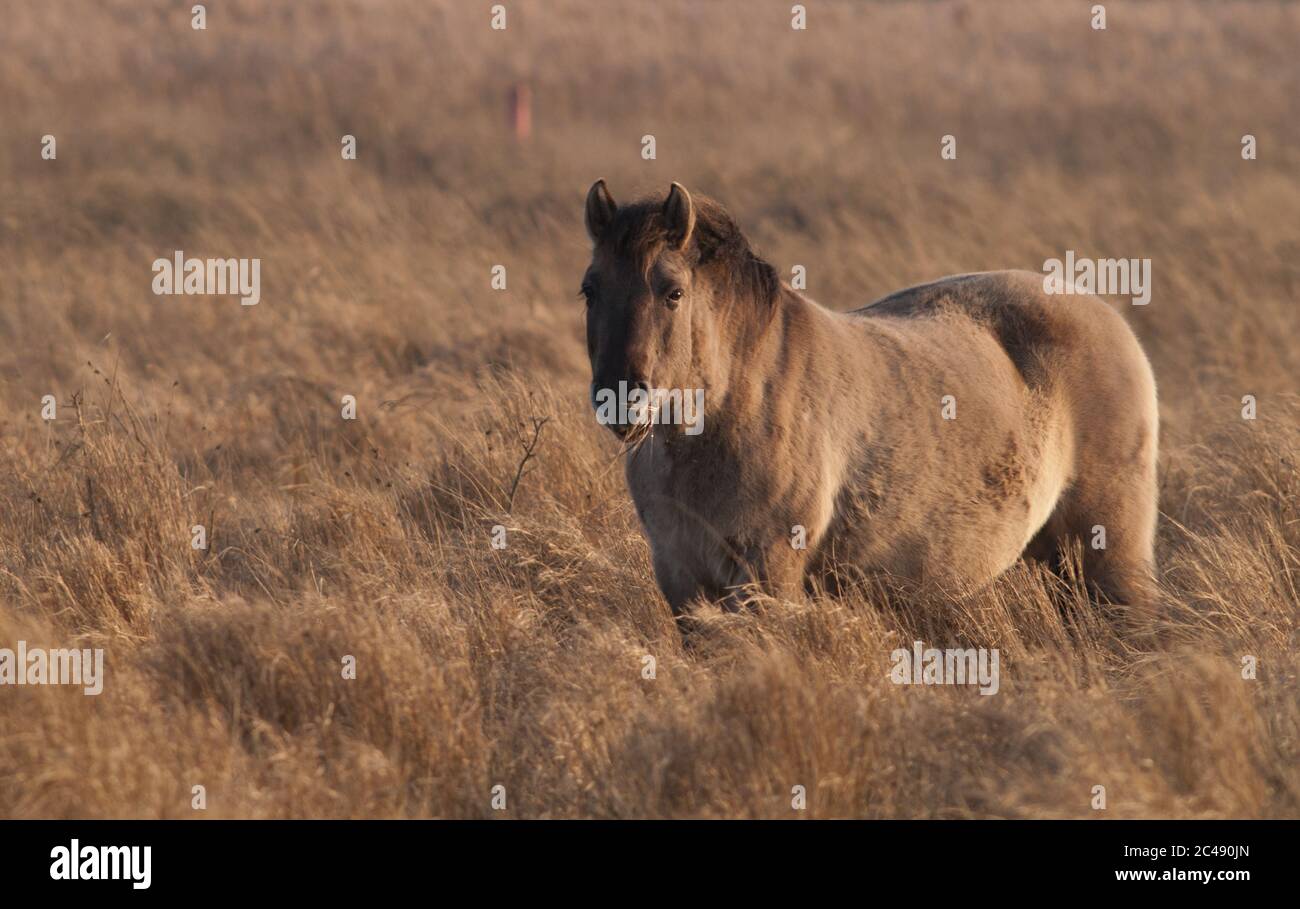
[509,82,532,142]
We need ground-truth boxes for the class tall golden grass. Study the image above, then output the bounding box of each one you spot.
[0,0,1296,818]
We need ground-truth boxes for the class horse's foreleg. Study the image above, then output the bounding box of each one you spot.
[721,540,810,608]
[651,549,709,618]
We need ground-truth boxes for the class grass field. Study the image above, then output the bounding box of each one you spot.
[0,0,1296,818]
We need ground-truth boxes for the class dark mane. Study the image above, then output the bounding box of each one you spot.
[602,192,780,305]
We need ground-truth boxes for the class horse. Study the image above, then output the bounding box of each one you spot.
[580,180,1159,620]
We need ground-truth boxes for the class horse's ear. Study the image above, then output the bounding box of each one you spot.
[662,182,696,251]
[585,180,617,244]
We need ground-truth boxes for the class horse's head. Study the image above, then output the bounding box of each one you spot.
[580,180,777,438]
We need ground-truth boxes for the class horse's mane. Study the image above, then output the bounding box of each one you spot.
[603,192,780,306]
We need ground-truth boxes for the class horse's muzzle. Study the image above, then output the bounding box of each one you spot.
[591,379,650,436]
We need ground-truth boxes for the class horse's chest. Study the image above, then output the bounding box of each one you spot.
[624,439,753,577]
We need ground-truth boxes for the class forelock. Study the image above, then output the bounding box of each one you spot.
[597,192,774,299]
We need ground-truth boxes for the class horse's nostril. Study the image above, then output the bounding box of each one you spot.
[591,378,655,434]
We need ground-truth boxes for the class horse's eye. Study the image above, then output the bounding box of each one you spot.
[666,288,684,308]
[580,284,594,306]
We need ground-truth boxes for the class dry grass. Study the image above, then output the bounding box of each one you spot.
[0,0,1297,818]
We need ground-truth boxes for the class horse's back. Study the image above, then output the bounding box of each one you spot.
[851,268,1157,477]
[852,269,1149,392]
[855,269,1051,315]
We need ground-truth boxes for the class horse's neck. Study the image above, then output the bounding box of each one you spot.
[701,285,885,444]
[688,287,801,428]
[719,284,837,389]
